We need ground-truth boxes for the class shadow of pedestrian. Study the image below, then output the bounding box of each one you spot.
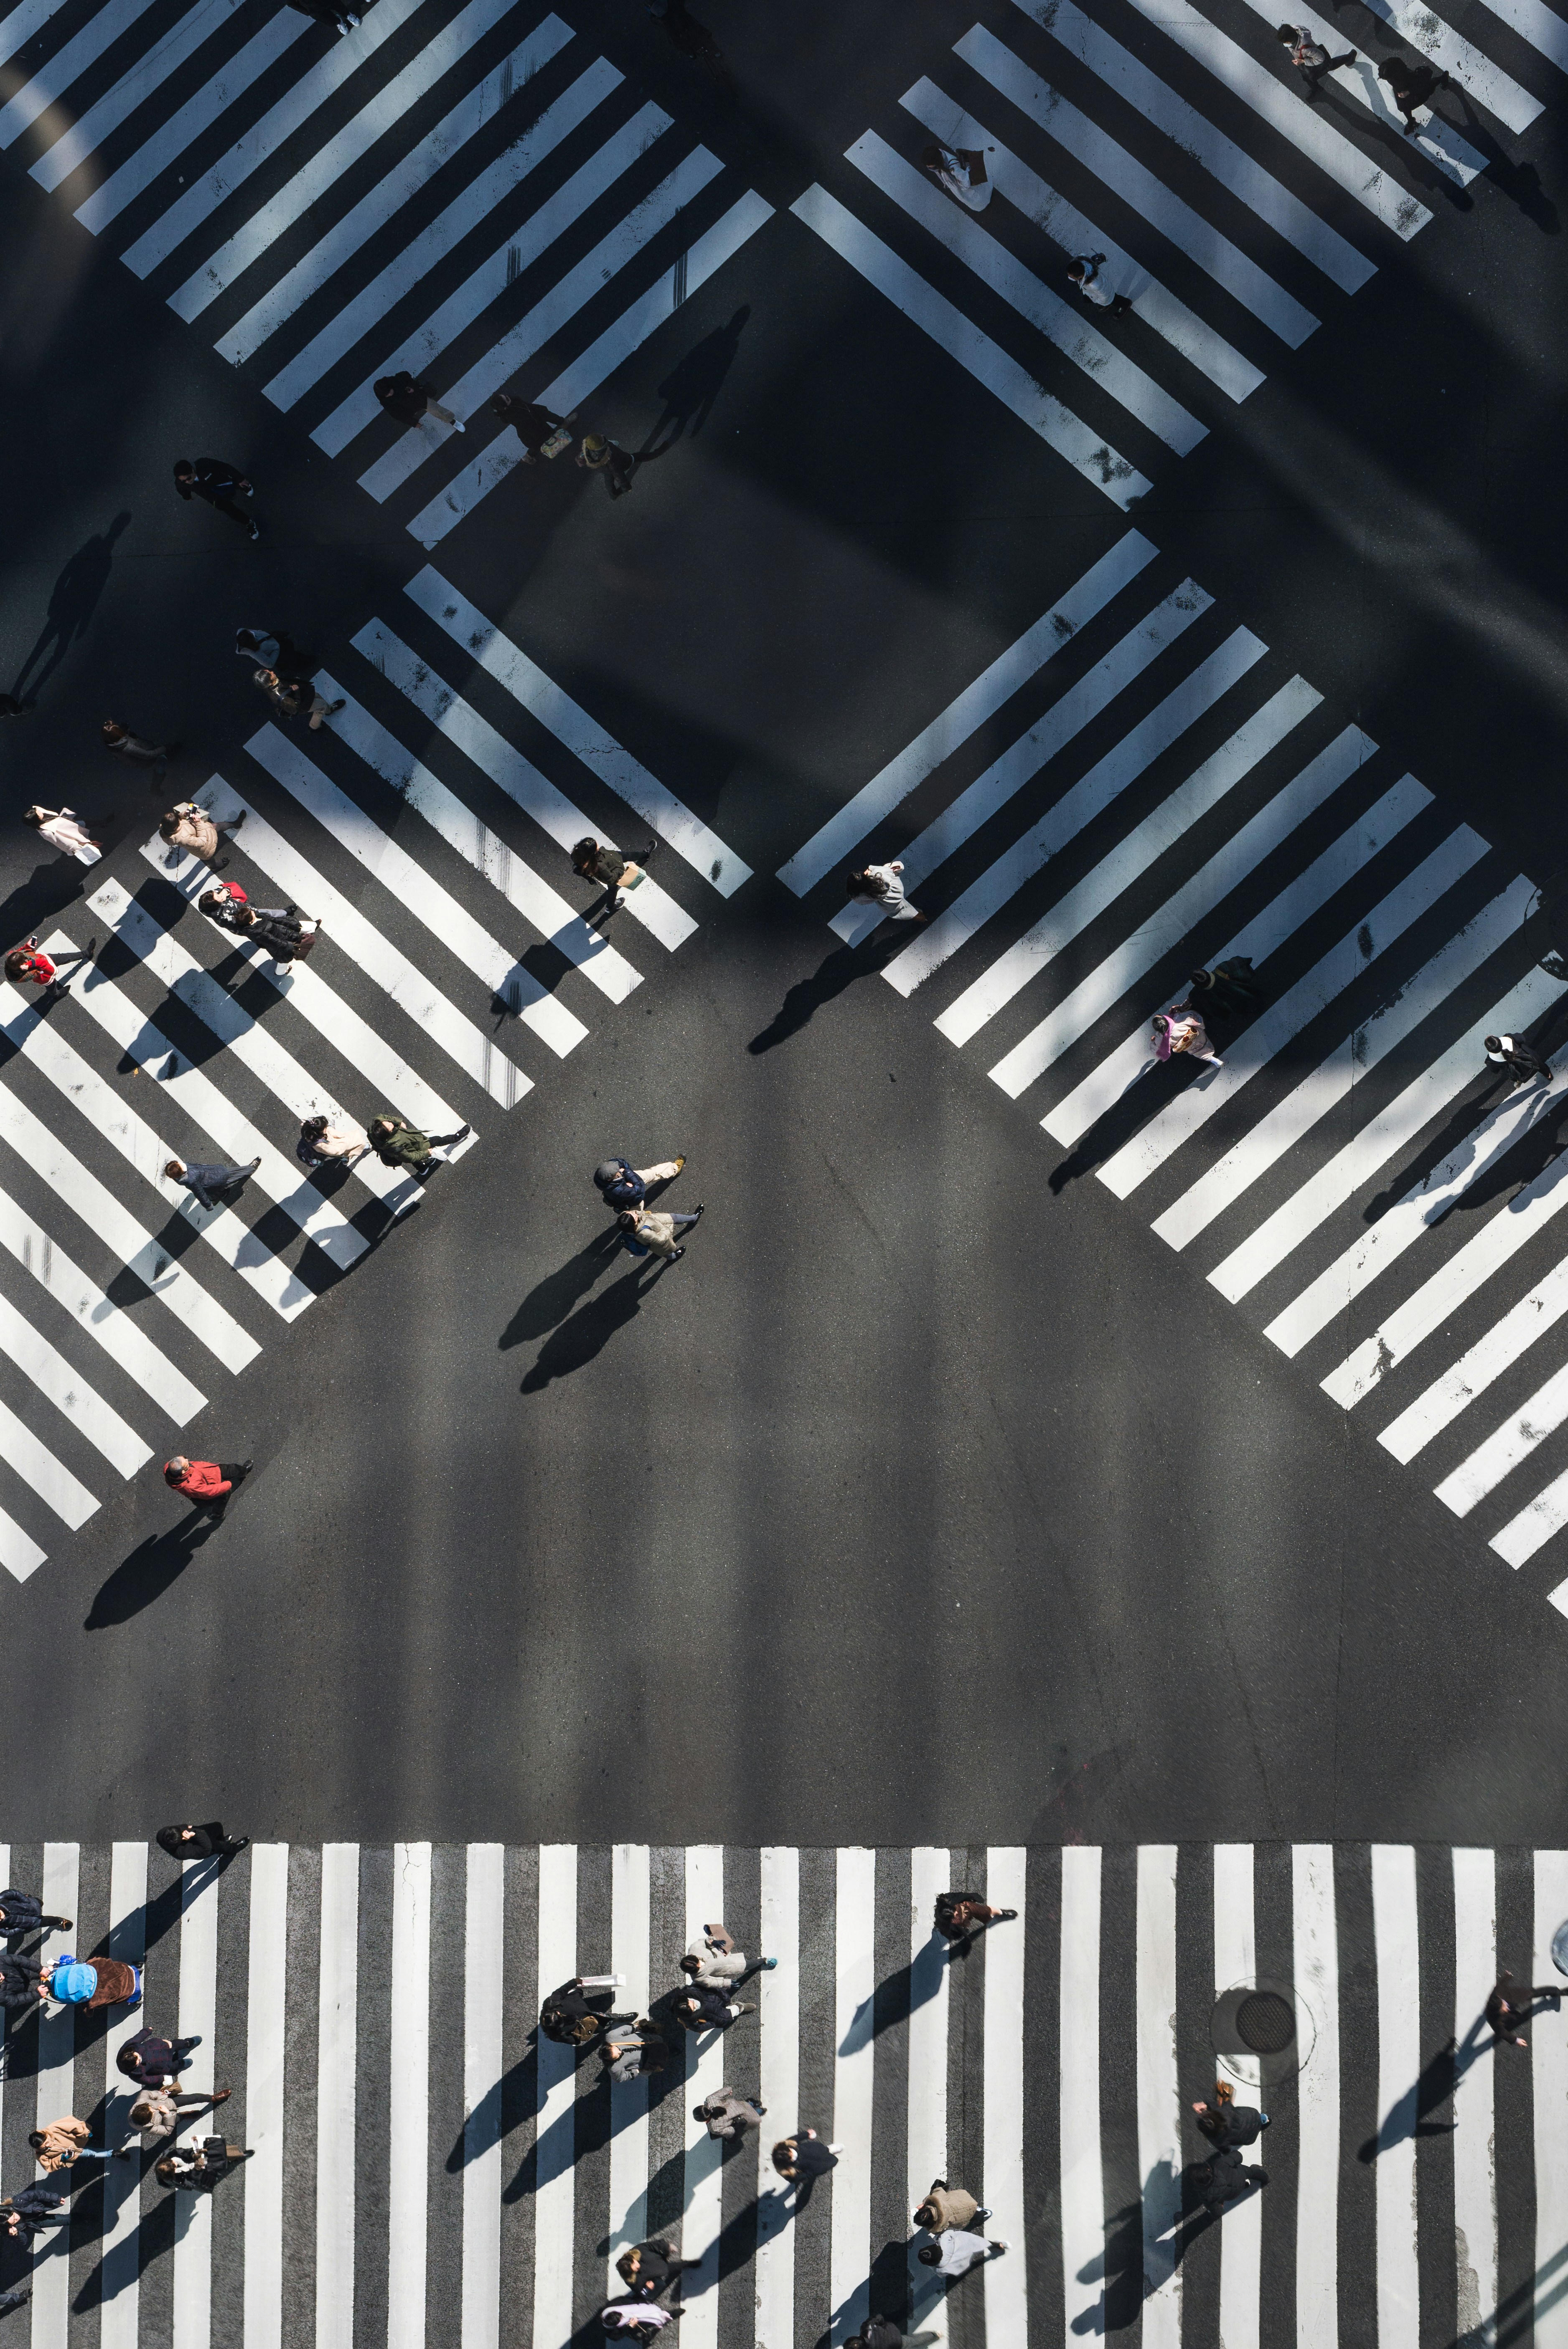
[13,515,131,705]
[84,1514,225,1629]
[657,0,728,78]
[1447,82,1559,226]
[520,1264,666,1391]
[641,308,751,456]
[748,941,899,1053]
[499,1231,623,1348]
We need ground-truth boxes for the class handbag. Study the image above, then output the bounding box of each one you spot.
[540,427,573,459]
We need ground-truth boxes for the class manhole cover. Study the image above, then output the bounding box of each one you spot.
[1236,1991,1296,2053]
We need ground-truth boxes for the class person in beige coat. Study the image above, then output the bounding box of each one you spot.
[618,1204,704,1263]
[29,2118,112,2173]
[23,806,107,865]
[115,2085,231,2156]
[912,2178,990,2232]
[678,1923,776,1988]
[159,801,244,871]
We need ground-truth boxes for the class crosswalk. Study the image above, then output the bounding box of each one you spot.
[0,566,747,1581]
[0,0,772,538]
[788,0,1557,503]
[779,525,1568,1596]
[3,1837,1567,2346]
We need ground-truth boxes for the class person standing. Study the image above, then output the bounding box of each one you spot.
[173,458,260,540]
[103,719,176,781]
[116,2085,232,2157]
[571,837,659,918]
[678,1922,777,1987]
[366,1114,470,1181]
[29,2119,114,2174]
[490,392,575,462]
[22,806,108,865]
[4,939,92,1001]
[162,1457,252,1508]
[374,372,464,431]
[251,666,344,732]
[592,1154,686,1213]
[1152,1005,1223,1068]
[1197,2146,1268,2214]
[1275,23,1357,94]
[1485,1033,1551,1087]
[159,800,244,869]
[118,2026,203,2087]
[919,142,992,208]
[165,1157,262,1212]
[618,1204,704,1263]
[1066,255,1132,317]
[915,2228,1008,2276]
[913,2179,991,2231]
[933,1891,1017,1944]
[694,2085,766,2140]
[846,862,928,925]
[771,2127,840,2207]
[577,434,637,497]
[0,1889,71,1941]
[157,1824,251,1861]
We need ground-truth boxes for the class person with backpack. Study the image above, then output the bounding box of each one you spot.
[43,1952,141,2012]
[933,1891,1017,1945]
[592,1154,686,1213]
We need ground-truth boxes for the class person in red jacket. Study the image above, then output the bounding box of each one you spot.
[4,937,92,1000]
[163,1457,252,1508]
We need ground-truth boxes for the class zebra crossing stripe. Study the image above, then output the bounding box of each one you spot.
[1214,1846,1260,2346]
[756,1848,798,2349]
[1060,1846,1102,2340]
[832,1848,877,2344]
[245,1845,289,2349]
[0,0,162,147]
[1136,1847,1180,2337]
[0,1286,150,1476]
[1357,0,1543,128]
[178,1851,221,2349]
[30,0,233,192]
[534,1845,576,2349]
[318,1846,361,2347]
[1474,0,1568,71]
[1226,0,1491,183]
[389,1843,433,2349]
[1496,1470,1568,1569]
[1437,1357,1568,1518]
[607,1843,651,2279]
[1382,1246,1568,1464]
[99,1841,146,2349]
[0,1185,204,1421]
[0,1390,96,1534]
[0,0,71,71]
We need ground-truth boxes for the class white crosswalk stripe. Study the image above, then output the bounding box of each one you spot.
[778,528,1568,1596]
[0,572,741,1580]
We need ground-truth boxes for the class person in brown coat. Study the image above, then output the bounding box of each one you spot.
[29,2118,112,2173]
[913,2178,990,2232]
[159,801,244,870]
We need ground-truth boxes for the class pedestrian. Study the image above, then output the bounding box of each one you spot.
[919,142,993,209]
[1192,2080,1269,2146]
[296,1113,368,1169]
[539,1976,633,2047]
[29,2118,114,2174]
[1377,53,1449,130]
[116,2085,231,2156]
[158,799,244,870]
[915,2228,1008,2276]
[287,0,364,36]
[933,1891,1018,1943]
[366,1114,471,1181]
[118,2026,203,2087]
[165,1157,263,1212]
[235,628,313,679]
[196,885,319,963]
[913,2179,991,2231]
[103,718,176,781]
[43,1952,142,2012]
[22,805,108,865]
[1152,1004,1223,1068]
[173,457,259,540]
[771,2127,840,2206]
[618,1203,704,1263]
[1188,959,1259,1018]
[678,1921,777,1987]
[490,392,575,462]
[0,2187,66,2246]
[677,1982,755,2033]
[1485,1033,1551,1087]
[374,371,464,430]
[3,939,92,1001]
[592,1154,686,1213]
[615,2240,688,2300]
[1197,2146,1268,2214]
[251,666,344,732]
[694,2085,766,2139]
[847,2321,920,2349]
[599,2304,673,2340]
[162,1457,252,1508]
[0,1890,71,1941]
[156,1824,251,1861]
[845,861,928,924]
[1275,23,1357,94]
[571,836,659,917]
[0,1955,43,2016]
[1066,254,1132,317]
[577,433,637,497]
[598,2027,668,2082]
[155,2137,250,2190]
[1485,1969,1558,2049]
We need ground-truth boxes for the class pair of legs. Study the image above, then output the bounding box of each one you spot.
[602,842,661,918]
[208,495,259,541]
[37,943,93,1001]
[1298,48,1355,92]
[305,695,346,731]
[409,1126,471,1180]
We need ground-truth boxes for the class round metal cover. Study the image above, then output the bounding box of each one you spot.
[1552,1920,1568,1978]
[1236,1991,1296,2054]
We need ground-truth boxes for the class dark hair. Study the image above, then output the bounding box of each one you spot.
[845,869,867,897]
[641,2041,667,2071]
[158,811,181,841]
[917,2245,941,2265]
[4,949,34,979]
[25,2133,41,2150]
[1484,1035,1503,1053]
[155,2158,177,2186]
[572,836,598,867]
[1195,2106,1223,2141]
[618,1210,639,1230]
[301,1114,328,1137]
[1190,967,1212,986]
[772,2141,795,2171]
[490,392,513,418]
[21,808,42,827]
[1275,22,1297,37]
[679,1952,701,1972]
[173,460,193,479]
[1067,260,1086,279]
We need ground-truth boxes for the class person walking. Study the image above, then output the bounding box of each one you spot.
[0,1955,43,2017]
[296,1113,368,1169]
[165,1156,263,1212]
[374,372,464,431]
[235,628,313,678]
[599,2027,668,2081]
[155,2138,250,2189]
[593,1154,686,1213]
[1276,22,1357,94]
[118,2026,202,2087]
[1188,959,1259,1019]
[157,1824,251,1861]
[933,1891,1017,1944]
[677,1982,755,2033]
[1197,2146,1268,2214]
[618,1204,703,1263]
[571,836,658,917]
[846,861,928,924]
[162,1457,252,1508]
[29,2119,114,2174]
[3,939,92,1001]
[694,2085,766,2140]
[173,458,259,540]
[913,2179,991,2232]
[197,885,319,963]
[919,142,992,208]
[251,666,344,732]
[43,1952,141,2012]
[1485,1033,1551,1087]
[22,805,108,865]
[916,2228,1008,2276]
[1152,1005,1223,1068]
[159,800,243,870]
[599,2305,673,2340]
[0,1890,71,1941]
[0,2187,66,2246]
[116,2085,231,2157]
[614,2240,688,2301]
[103,719,176,781]
[678,1922,777,1988]
[539,1976,633,2047]
[1377,53,1449,130]
[849,2320,934,2349]
[490,392,575,462]
[771,2127,840,2206]
[1066,255,1132,317]
[577,434,637,497]
[1485,1969,1558,2049]
[1192,2080,1269,2147]
[366,1114,470,1181]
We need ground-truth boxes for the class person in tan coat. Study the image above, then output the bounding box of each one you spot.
[618,1204,704,1263]
[912,2178,990,2232]
[158,801,244,870]
[115,2085,231,2156]
[29,2118,112,2173]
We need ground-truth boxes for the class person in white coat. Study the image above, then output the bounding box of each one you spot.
[919,142,992,208]
[846,861,928,925]
[22,805,107,864]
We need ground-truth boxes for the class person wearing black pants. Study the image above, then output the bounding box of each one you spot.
[1276,23,1357,92]
[156,1825,251,1862]
[1485,1034,1551,1088]
[173,458,259,540]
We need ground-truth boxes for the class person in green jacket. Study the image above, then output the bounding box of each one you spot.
[367,1115,470,1180]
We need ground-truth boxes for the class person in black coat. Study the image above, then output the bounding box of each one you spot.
[1197,2146,1267,2215]
[0,1955,42,2015]
[118,2027,201,2086]
[1191,2082,1268,2148]
[374,372,462,431]
[0,1890,71,1941]
[157,1825,250,1861]
[1484,1034,1552,1088]
[490,392,574,462]
[676,1983,754,2033]
[1,2186,66,2245]
[614,2240,687,2302]
[848,2321,915,2349]
[173,458,259,540]
[771,2128,839,2208]
[539,1980,634,2047]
